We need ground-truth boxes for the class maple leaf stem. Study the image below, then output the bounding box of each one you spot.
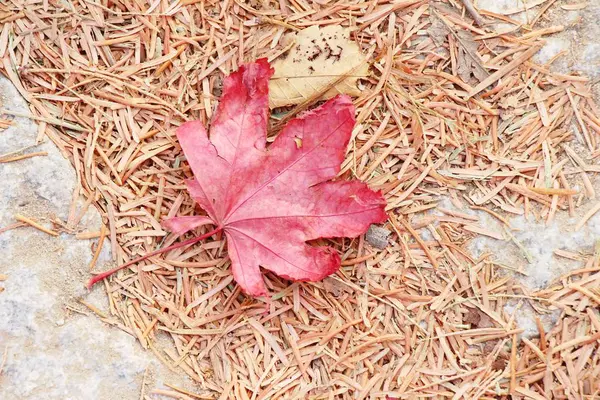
[86,227,223,289]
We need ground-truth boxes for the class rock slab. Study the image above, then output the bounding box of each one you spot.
[0,78,187,400]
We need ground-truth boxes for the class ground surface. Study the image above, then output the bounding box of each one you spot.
[481,0,600,76]
[0,78,190,399]
[0,0,599,399]
[474,0,600,333]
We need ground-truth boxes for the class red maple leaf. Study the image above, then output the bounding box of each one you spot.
[88,59,387,296]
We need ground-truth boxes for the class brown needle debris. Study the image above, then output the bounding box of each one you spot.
[1,0,600,397]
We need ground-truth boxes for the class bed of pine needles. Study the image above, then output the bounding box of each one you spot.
[2,0,600,398]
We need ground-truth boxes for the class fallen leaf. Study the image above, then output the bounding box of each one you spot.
[456,30,489,83]
[268,25,369,109]
[433,12,489,84]
[162,59,386,296]
[428,15,448,47]
[86,60,386,294]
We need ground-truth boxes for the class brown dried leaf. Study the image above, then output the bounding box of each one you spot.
[428,15,448,47]
[268,25,369,108]
[431,12,489,84]
[456,30,489,83]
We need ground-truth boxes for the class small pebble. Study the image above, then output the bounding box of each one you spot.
[365,225,391,249]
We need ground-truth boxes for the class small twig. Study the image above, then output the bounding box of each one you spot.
[468,45,542,97]
[575,202,600,231]
[391,214,439,269]
[15,214,58,236]
[87,227,222,288]
[0,222,27,235]
[89,225,108,271]
[459,0,487,26]
[0,109,87,132]
[0,151,48,163]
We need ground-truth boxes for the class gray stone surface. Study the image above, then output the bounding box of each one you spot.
[478,0,600,78]
[365,225,391,249]
[0,78,187,399]
[433,197,599,338]
[475,0,600,338]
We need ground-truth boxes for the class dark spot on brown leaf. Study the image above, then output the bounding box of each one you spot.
[307,46,322,61]
[324,43,342,62]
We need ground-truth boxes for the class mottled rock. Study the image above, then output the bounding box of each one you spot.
[0,78,188,399]
[365,225,391,249]
[478,0,600,79]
